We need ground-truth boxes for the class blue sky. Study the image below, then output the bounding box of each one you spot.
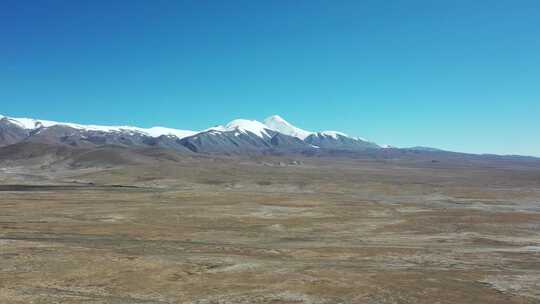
[1,1,539,156]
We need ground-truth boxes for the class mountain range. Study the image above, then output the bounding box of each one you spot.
[1,114,538,166]
[0,114,381,154]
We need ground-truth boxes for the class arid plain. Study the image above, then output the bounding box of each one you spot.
[1,149,540,303]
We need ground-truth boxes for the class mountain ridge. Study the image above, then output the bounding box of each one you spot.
[0,113,373,142]
[3,113,532,158]
[0,113,381,154]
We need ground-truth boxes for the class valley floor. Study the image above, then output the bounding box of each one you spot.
[1,156,540,303]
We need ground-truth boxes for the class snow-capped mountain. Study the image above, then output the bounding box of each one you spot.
[0,113,380,154]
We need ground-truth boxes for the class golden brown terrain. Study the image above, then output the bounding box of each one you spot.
[1,154,540,303]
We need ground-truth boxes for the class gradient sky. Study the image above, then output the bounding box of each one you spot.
[1,1,539,156]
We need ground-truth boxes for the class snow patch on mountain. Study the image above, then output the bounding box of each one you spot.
[143,127,197,138]
[207,119,271,138]
[318,131,348,139]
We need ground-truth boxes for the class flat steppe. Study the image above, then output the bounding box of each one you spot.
[1,154,540,303]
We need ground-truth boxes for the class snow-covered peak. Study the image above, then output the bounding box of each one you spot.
[0,114,197,139]
[226,119,271,138]
[207,119,271,138]
[264,115,287,124]
[263,115,312,140]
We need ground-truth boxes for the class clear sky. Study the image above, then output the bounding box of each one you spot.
[1,1,539,156]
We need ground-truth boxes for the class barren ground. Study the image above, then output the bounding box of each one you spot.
[1,156,540,303]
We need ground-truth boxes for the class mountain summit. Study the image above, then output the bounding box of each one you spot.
[263,115,312,139]
[207,119,273,138]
